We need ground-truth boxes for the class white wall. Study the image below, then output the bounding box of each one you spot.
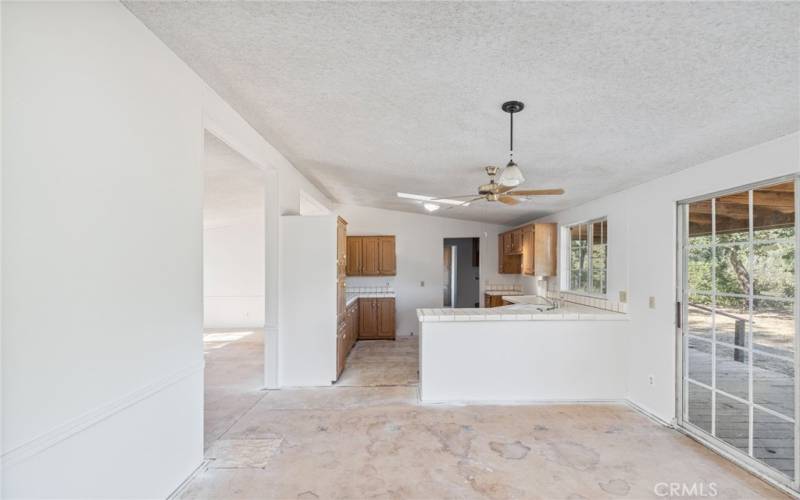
[526,133,799,422]
[279,215,339,386]
[204,215,265,328]
[337,205,514,336]
[2,2,330,497]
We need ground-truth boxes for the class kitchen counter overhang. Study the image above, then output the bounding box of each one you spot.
[417,295,628,323]
[417,296,629,403]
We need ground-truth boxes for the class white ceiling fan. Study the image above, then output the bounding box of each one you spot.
[399,101,565,210]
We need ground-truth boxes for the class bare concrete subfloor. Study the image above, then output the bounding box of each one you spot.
[188,333,788,499]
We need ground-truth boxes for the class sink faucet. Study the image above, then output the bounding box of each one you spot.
[540,296,558,310]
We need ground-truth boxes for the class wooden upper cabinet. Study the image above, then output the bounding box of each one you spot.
[498,230,522,274]
[346,236,362,276]
[378,236,396,275]
[337,217,347,323]
[499,223,556,275]
[498,234,504,273]
[511,229,524,254]
[361,237,380,275]
[346,235,395,276]
[502,231,514,255]
[522,225,535,275]
[533,223,558,276]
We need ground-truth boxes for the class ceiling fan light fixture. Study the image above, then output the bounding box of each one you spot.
[423,202,440,212]
[498,160,525,187]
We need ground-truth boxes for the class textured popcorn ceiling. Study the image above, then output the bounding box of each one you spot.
[204,132,264,227]
[127,2,799,225]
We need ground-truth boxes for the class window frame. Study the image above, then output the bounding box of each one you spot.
[565,217,608,297]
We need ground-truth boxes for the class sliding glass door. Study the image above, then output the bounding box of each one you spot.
[678,176,798,490]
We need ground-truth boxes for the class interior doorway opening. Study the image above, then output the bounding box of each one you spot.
[202,131,267,450]
[443,237,480,308]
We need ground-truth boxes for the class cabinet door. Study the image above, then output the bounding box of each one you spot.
[534,223,558,276]
[338,280,346,325]
[378,236,396,275]
[498,235,504,273]
[346,237,362,276]
[522,225,535,275]
[512,229,524,254]
[377,298,395,339]
[361,237,380,275]
[352,302,359,341]
[359,298,378,337]
[336,322,346,378]
[503,232,513,254]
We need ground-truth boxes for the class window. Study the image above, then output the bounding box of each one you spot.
[568,218,607,295]
[681,178,797,482]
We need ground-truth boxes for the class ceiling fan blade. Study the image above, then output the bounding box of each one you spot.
[445,196,485,209]
[495,184,514,194]
[433,194,478,200]
[507,188,565,196]
[498,195,520,206]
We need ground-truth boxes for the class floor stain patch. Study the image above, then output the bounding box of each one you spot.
[206,438,282,469]
[427,423,475,458]
[489,440,531,460]
[543,441,600,471]
[599,478,631,496]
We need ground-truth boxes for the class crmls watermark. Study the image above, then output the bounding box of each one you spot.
[654,482,718,497]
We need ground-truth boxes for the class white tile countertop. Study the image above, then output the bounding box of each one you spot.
[346,292,395,306]
[417,295,628,322]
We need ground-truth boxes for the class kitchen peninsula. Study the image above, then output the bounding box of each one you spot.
[417,294,628,403]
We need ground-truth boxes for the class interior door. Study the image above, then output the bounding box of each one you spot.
[677,177,798,490]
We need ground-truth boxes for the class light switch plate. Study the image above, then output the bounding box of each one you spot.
[649,296,656,309]
[619,290,627,303]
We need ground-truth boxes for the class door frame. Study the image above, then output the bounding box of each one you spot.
[202,115,281,390]
[674,173,800,494]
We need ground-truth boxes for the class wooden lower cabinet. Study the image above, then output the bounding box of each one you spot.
[358,297,395,340]
[336,300,360,381]
[336,321,347,379]
[485,294,505,308]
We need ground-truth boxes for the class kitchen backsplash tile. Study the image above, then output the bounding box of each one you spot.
[544,289,627,314]
[485,283,523,292]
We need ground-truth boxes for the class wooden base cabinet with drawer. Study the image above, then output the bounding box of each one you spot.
[485,294,506,308]
[337,299,360,379]
[358,297,395,340]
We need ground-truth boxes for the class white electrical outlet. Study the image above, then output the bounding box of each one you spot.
[619,290,627,303]
[649,296,656,309]
[648,375,655,386]
[420,281,425,287]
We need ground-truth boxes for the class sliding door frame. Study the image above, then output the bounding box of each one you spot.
[675,173,800,494]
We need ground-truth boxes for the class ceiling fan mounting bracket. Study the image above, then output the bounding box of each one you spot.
[501,101,525,114]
